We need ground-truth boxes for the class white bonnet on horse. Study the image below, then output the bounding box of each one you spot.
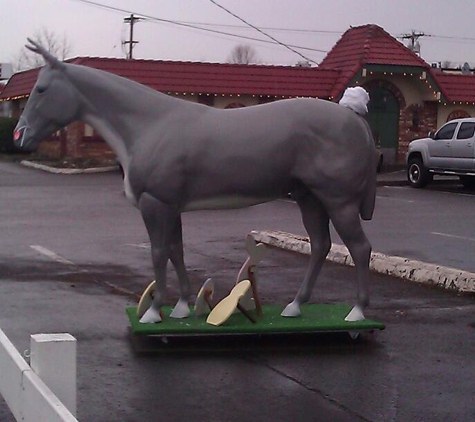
[338,87,370,115]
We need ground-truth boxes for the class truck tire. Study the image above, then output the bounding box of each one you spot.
[407,158,431,188]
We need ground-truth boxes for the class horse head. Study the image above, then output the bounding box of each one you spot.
[14,39,81,152]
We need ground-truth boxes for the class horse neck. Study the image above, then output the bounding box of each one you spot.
[66,64,179,168]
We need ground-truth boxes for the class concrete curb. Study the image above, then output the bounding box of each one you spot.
[20,160,119,175]
[251,230,475,294]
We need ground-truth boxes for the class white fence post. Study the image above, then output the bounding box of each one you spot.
[0,329,78,422]
[30,333,77,417]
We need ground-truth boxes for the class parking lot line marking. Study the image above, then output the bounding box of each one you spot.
[31,245,139,298]
[437,191,474,198]
[382,186,409,190]
[431,232,475,243]
[125,243,151,249]
[30,245,76,265]
[376,194,415,203]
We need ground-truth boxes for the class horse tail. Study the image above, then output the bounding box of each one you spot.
[359,118,377,221]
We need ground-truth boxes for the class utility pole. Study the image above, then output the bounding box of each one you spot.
[123,14,143,59]
[400,30,426,55]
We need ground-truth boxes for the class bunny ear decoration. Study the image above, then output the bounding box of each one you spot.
[244,234,268,266]
[25,38,64,69]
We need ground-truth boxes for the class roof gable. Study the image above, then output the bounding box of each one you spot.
[320,24,428,70]
[320,24,429,98]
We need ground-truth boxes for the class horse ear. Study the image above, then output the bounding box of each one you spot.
[25,38,64,69]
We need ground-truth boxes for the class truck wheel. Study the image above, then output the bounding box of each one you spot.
[459,175,475,189]
[407,158,430,188]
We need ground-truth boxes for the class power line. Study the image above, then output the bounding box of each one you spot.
[69,0,328,55]
[175,21,343,35]
[207,0,318,64]
[426,34,475,43]
[398,31,475,44]
[68,0,475,54]
[69,0,339,35]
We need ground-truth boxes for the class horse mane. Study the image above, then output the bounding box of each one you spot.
[60,61,189,114]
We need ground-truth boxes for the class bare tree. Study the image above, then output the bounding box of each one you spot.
[228,44,259,64]
[14,28,72,71]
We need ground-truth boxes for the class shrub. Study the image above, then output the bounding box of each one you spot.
[0,117,19,152]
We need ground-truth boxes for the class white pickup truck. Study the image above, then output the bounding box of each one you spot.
[406,117,475,188]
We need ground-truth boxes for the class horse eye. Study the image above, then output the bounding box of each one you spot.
[36,87,46,94]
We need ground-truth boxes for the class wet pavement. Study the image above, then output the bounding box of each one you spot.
[0,162,474,421]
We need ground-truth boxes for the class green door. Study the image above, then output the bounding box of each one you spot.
[366,86,400,165]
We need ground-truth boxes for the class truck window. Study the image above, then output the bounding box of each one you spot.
[435,122,457,140]
[456,122,475,139]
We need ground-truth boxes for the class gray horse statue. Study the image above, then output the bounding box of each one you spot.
[14,39,376,324]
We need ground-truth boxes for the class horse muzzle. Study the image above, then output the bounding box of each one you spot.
[13,122,38,152]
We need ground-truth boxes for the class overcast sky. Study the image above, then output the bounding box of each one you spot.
[1,0,475,68]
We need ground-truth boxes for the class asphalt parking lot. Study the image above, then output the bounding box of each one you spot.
[0,162,474,422]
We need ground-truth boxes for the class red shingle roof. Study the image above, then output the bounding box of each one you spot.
[320,24,429,98]
[321,24,428,69]
[0,67,40,100]
[0,58,338,101]
[77,58,338,97]
[430,71,475,103]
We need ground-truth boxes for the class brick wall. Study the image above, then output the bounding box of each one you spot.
[38,138,62,159]
[77,141,115,160]
[37,122,115,161]
[398,102,438,162]
[38,137,115,161]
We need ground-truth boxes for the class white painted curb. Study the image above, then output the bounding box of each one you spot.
[21,160,119,174]
[251,230,475,294]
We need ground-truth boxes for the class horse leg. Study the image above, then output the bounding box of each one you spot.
[168,215,191,318]
[282,192,331,317]
[328,203,372,321]
[138,193,180,323]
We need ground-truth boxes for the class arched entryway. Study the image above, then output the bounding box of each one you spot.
[365,83,401,166]
[447,109,471,122]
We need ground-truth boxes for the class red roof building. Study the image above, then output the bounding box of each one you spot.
[1,24,474,164]
[0,58,338,102]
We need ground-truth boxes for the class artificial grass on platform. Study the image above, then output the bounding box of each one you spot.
[126,304,385,336]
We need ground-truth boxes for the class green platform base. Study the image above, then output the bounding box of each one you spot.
[126,304,385,337]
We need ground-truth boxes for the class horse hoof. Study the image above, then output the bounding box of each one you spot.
[139,307,163,324]
[345,305,365,322]
[281,301,301,317]
[170,299,191,319]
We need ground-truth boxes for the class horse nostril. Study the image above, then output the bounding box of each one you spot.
[13,126,27,145]
[13,129,22,141]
